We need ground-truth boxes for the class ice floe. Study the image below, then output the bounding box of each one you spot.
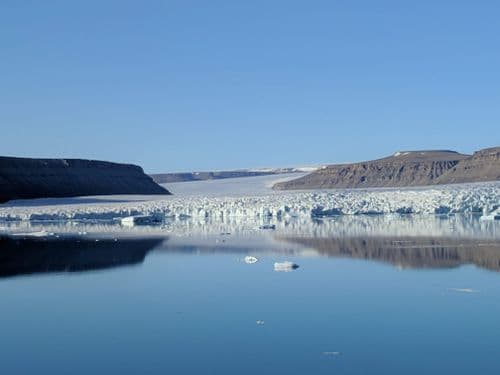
[120,214,164,227]
[274,261,300,272]
[244,256,258,264]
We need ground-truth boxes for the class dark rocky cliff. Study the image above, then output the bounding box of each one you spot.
[0,157,170,203]
[274,150,470,190]
[151,170,278,183]
[150,168,304,184]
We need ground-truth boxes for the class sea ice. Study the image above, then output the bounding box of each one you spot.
[0,176,498,224]
[120,214,164,227]
[274,261,300,272]
[244,256,258,264]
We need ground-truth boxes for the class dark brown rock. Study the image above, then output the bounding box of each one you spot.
[0,157,170,203]
[274,150,471,190]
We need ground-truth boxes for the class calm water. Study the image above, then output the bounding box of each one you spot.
[1,217,500,374]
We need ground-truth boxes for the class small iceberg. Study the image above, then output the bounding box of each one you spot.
[120,214,164,227]
[274,261,299,272]
[256,320,265,325]
[244,256,258,264]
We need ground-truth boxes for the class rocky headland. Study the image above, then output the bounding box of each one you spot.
[0,157,170,203]
[273,147,500,190]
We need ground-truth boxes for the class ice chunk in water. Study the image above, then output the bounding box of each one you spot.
[274,261,299,272]
[244,256,258,264]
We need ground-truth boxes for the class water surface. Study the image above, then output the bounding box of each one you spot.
[1,217,499,374]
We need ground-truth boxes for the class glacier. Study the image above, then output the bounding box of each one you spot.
[0,173,498,223]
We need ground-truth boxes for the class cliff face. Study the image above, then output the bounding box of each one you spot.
[150,168,308,184]
[0,157,170,203]
[435,147,500,184]
[151,170,278,184]
[274,150,470,190]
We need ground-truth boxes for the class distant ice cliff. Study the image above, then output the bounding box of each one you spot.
[0,180,498,222]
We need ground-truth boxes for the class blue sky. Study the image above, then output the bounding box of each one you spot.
[1,1,499,173]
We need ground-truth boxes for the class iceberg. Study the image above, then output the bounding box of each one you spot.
[244,256,258,264]
[274,261,299,272]
[120,214,164,227]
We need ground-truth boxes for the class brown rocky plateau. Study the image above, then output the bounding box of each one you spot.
[273,147,500,190]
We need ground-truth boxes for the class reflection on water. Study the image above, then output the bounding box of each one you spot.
[0,236,163,278]
[278,236,500,272]
[1,217,500,374]
[2,214,500,238]
[1,223,499,279]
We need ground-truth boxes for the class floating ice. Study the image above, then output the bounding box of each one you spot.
[274,261,299,272]
[120,214,164,227]
[244,256,258,264]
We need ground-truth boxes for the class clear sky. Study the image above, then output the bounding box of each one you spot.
[1,1,499,173]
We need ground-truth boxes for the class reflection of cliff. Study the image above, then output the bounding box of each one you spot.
[0,236,163,278]
[279,236,500,272]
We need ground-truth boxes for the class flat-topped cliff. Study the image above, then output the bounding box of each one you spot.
[150,167,313,184]
[435,147,500,184]
[274,150,471,190]
[0,157,170,203]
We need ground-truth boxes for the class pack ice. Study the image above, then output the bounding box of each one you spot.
[0,176,498,222]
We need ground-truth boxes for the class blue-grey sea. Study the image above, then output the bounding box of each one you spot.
[1,216,499,374]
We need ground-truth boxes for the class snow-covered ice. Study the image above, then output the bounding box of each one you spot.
[0,174,498,224]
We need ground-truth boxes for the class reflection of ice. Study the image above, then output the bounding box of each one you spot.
[449,288,480,293]
[480,206,500,221]
[11,230,55,238]
[323,351,341,356]
[0,215,499,240]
